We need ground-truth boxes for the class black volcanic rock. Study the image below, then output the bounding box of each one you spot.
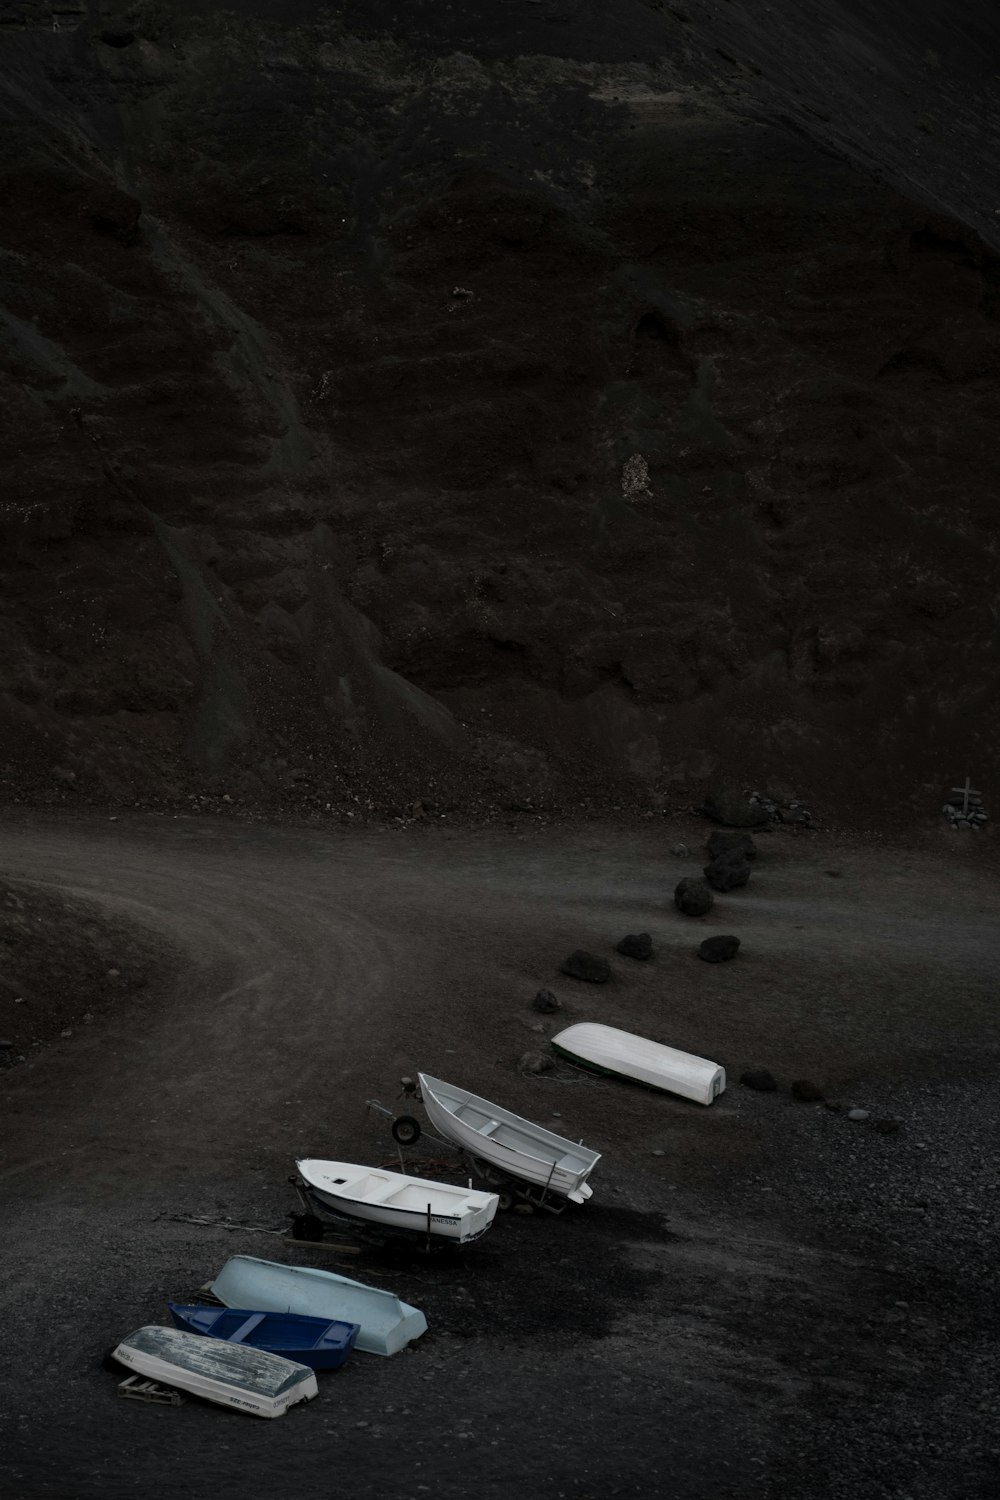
[561,950,610,984]
[704,855,751,892]
[706,831,758,861]
[740,1069,777,1092]
[698,935,740,962]
[616,932,653,960]
[674,879,714,917]
[532,988,561,1014]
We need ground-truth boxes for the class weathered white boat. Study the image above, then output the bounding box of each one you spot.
[297,1158,499,1243]
[110,1325,317,1418]
[211,1256,427,1357]
[416,1072,600,1204]
[552,1022,726,1105]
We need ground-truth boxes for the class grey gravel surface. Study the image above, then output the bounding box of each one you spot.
[0,814,997,1500]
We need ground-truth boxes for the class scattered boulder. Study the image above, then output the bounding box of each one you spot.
[847,1108,870,1122]
[532,988,561,1014]
[740,1068,777,1092]
[791,1079,824,1102]
[519,1050,554,1075]
[703,854,751,892]
[560,950,610,984]
[702,784,768,828]
[706,831,757,862]
[616,932,653,960]
[698,934,740,963]
[674,878,714,917]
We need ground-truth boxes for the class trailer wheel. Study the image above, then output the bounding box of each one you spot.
[496,1188,516,1213]
[391,1114,421,1146]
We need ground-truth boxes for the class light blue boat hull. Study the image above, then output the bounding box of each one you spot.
[211,1256,427,1357]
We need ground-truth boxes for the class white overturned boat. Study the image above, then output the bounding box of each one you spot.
[297,1159,499,1244]
[552,1022,725,1105]
[212,1256,426,1357]
[417,1072,600,1204]
[110,1326,317,1418]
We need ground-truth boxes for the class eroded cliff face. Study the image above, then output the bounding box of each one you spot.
[1,1,998,820]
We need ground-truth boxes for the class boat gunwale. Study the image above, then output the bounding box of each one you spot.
[417,1072,601,1180]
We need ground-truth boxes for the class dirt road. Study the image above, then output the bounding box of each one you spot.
[1,815,997,1499]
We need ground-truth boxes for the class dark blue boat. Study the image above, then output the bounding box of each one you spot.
[167,1304,360,1371]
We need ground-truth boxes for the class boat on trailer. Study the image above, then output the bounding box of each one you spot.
[167,1304,359,1371]
[211,1256,427,1357]
[109,1325,317,1418]
[551,1022,726,1105]
[296,1158,499,1244]
[415,1072,600,1204]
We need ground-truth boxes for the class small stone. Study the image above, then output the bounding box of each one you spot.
[670,843,690,857]
[532,988,560,1014]
[823,1099,843,1113]
[106,969,120,980]
[674,878,714,917]
[519,1050,554,1075]
[651,1149,665,1157]
[740,1069,777,1092]
[616,932,653,960]
[13,997,25,1005]
[0,1039,13,1049]
[791,1079,824,1102]
[60,1029,73,1039]
[82,1013,94,1024]
[847,1108,870,1122]
[703,853,751,892]
[706,831,757,861]
[560,950,610,983]
[698,934,740,963]
[222,794,233,804]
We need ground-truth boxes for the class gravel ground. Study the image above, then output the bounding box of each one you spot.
[0,813,997,1500]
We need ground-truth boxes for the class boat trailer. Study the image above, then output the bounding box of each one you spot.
[286,1172,467,1256]
[363,1094,571,1217]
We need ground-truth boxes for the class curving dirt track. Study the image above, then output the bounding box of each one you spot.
[0,815,998,1500]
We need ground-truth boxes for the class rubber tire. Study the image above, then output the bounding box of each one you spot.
[391,1114,421,1146]
[497,1188,516,1213]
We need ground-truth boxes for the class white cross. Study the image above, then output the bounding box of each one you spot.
[950,776,979,817]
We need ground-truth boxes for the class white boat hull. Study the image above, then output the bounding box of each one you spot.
[211,1256,427,1356]
[417,1073,600,1203]
[296,1159,499,1243]
[552,1023,726,1105]
[111,1327,318,1418]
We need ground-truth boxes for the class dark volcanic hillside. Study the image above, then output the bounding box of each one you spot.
[2,0,999,821]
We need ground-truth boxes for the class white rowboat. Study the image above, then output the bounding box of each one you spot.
[417,1072,600,1203]
[296,1158,499,1243]
[551,1022,725,1105]
[110,1326,318,1418]
[211,1256,427,1357]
